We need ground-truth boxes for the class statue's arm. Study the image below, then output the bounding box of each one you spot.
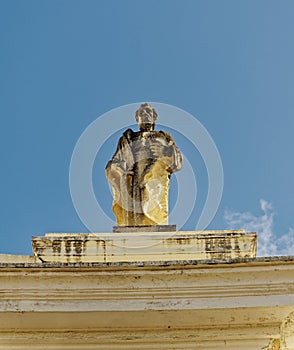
[171,142,182,172]
[106,135,127,189]
[106,129,135,187]
[159,131,182,173]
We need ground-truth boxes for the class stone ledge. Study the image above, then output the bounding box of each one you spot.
[1,255,294,269]
[0,254,37,264]
[32,230,257,263]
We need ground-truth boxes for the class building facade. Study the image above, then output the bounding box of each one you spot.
[0,230,293,349]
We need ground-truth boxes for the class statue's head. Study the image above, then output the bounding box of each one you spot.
[135,103,158,131]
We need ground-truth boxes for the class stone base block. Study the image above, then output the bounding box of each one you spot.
[113,225,176,232]
[32,230,257,263]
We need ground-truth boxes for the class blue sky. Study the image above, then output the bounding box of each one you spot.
[0,0,294,255]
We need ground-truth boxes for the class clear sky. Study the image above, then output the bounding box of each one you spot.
[0,0,294,256]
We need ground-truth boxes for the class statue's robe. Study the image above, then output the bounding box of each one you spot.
[106,128,182,226]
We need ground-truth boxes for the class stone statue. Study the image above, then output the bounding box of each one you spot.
[106,103,182,226]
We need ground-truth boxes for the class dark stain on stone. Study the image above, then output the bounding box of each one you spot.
[205,239,212,252]
[96,239,107,262]
[65,240,72,255]
[33,239,52,255]
[234,238,241,252]
[82,240,88,254]
[102,240,107,262]
[73,240,82,255]
[167,238,193,245]
[52,240,62,255]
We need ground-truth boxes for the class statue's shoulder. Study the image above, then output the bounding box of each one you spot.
[117,128,135,144]
[158,130,174,143]
[122,128,135,140]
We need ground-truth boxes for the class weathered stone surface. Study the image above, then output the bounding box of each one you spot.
[280,311,294,349]
[31,230,257,263]
[0,254,36,263]
[0,256,294,349]
[106,103,182,226]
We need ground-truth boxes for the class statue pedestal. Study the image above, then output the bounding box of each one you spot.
[32,230,257,263]
[113,225,176,232]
